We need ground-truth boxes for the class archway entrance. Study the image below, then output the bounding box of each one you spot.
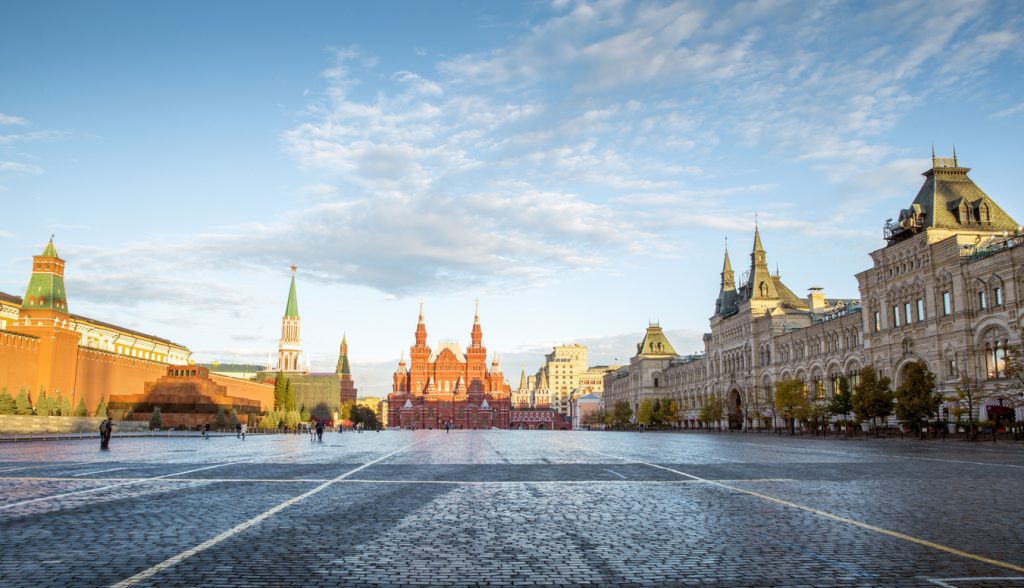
[536,422,550,430]
[728,389,743,430]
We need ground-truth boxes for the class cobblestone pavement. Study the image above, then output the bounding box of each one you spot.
[1,431,1022,587]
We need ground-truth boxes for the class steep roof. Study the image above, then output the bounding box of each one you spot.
[41,237,59,258]
[636,324,678,358]
[887,156,1018,243]
[284,273,299,318]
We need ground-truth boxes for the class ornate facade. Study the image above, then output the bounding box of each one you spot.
[388,304,567,430]
[605,155,1023,426]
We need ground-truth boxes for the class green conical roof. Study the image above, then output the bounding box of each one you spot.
[41,237,59,258]
[336,335,351,376]
[284,272,299,318]
[22,237,68,314]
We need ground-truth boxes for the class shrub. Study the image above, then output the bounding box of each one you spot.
[0,388,16,415]
[75,397,88,417]
[14,388,33,415]
[149,407,163,430]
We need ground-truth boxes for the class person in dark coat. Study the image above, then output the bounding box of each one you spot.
[315,419,324,442]
[99,417,113,450]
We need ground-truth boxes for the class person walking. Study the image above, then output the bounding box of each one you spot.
[315,419,324,442]
[240,422,247,440]
[444,421,451,434]
[236,421,242,439]
[99,416,113,450]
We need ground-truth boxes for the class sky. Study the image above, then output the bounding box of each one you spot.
[2,0,1023,395]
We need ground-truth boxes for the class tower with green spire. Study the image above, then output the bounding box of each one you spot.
[277,265,305,373]
[337,334,358,403]
[21,236,69,314]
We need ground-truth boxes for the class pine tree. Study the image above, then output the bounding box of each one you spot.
[149,407,163,430]
[95,398,108,418]
[52,391,63,416]
[215,407,227,428]
[228,409,239,427]
[36,388,50,417]
[124,407,135,421]
[284,380,296,412]
[75,397,88,416]
[273,373,286,410]
[60,394,72,416]
[14,387,33,415]
[0,388,16,415]
[299,405,310,422]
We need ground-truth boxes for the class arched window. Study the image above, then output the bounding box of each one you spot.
[981,327,1008,379]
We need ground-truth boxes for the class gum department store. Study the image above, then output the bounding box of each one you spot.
[604,154,1024,427]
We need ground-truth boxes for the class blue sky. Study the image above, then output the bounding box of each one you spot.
[2,0,1022,394]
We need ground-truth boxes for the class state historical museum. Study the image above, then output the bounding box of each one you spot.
[388,305,566,430]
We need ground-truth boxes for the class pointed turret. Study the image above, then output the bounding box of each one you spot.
[284,266,299,318]
[277,266,305,372]
[747,226,779,300]
[715,240,737,316]
[470,299,483,347]
[415,301,428,346]
[336,334,351,377]
[22,236,69,314]
[518,369,526,390]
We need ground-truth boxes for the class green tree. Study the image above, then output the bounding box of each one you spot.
[774,379,806,435]
[828,376,854,422]
[36,388,50,416]
[283,409,300,429]
[228,409,239,427]
[852,366,893,429]
[124,407,135,421]
[299,404,311,423]
[95,398,108,418]
[283,380,296,412]
[948,369,997,442]
[637,398,655,425]
[0,388,16,415]
[149,407,163,430]
[611,400,633,428]
[651,398,663,425]
[14,387,33,415]
[59,393,72,416]
[699,395,724,430]
[273,373,287,410]
[75,397,88,417]
[340,400,356,421]
[350,405,381,429]
[664,400,680,427]
[894,362,941,437]
[311,402,332,421]
[51,391,63,415]
[215,407,227,428]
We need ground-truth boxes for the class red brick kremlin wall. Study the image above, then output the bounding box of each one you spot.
[74,347,168,414]
[0,330,40,395]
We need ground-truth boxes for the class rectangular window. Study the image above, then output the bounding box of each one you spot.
[904,302,912,324]
[916,299,925,322]
[995,287,1003,306]
[892,305,901,327]
[873,311,881,332]
[942,291,951,316]
[979,291,987,310]
[947,359,957,378]
[986,344,1006,379]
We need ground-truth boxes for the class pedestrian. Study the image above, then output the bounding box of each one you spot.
[236,422,242,438]
[203,423,210,438]
[445,421,451,434]
[99,416,113,450]
[315,419,324,442]
[240,422,247,440]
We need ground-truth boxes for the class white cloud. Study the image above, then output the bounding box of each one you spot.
[0,161,43,174]
[0,113,27,126]
[992,101,1024,119]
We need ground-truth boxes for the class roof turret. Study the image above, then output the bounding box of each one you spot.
[284,266,299,318]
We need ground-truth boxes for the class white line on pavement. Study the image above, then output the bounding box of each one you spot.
[0,476,797,485]
[603,469,627,479]
[584,447,1024,575]
[724,440,1024,468]
[109,434,442,588]
[0,448,316,512]
[71,467,129,477]
[925,577,1024,587]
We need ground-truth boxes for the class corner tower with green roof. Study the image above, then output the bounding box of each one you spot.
[277,265,306,373]
[337,334,358,403]
[21,236,69,314]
